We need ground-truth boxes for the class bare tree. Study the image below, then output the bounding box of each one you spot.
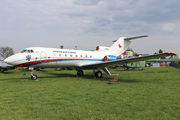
[0,46,14,59]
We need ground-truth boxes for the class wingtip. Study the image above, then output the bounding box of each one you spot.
[170,52,176,55]
[164,52,176,55]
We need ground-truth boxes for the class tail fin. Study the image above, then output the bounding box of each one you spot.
[109,35,148,54]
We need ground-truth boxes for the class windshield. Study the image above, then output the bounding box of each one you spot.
[20,49,34,53]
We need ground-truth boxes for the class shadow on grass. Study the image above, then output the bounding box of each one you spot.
[0,72,94,81]
[107,79,140,84]
[0,77,29,81]
[0,71,15,74]
[43,72,111,81]
[0,70,141,83]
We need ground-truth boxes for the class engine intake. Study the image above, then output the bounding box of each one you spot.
[104,55,120,61]
[96,46,111,52]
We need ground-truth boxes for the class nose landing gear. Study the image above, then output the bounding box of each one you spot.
[31,74,37,80]
[30,68,38,80]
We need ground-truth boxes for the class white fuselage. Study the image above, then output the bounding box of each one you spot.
[5,47,118,69]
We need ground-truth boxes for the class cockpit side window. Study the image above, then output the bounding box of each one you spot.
[21,50,27,53]
[30,50,34,53]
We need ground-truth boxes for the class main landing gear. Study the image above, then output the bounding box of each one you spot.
[77,70,84,76]
[95,71,102,78]
[94,70,103,78]
[76,69,103,78]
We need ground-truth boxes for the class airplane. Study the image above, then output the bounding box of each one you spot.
[123,61,145,70]
[4,35,176,80]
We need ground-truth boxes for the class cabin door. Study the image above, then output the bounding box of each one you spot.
[40,52,47,63]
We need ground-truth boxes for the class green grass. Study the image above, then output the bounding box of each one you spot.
[0,67,180,120]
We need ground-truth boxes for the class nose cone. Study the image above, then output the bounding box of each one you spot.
[4,56,14,65]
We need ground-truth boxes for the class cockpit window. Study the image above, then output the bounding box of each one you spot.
[21,50,27,53]
[20,49,34,53]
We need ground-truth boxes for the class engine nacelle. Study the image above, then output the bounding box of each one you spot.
[104,55,120,61]
[96,46,111,52]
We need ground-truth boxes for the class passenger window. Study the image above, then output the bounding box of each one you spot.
[81,55,83,57]
[59,54,61,57]
[75,55,78,57]
[65,54,67,57]
[70,54,72,57]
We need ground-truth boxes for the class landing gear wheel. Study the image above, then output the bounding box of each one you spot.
[95,71,102,78]
[31,74,37,80]
[77,70,84,76]
[1,69,4,73]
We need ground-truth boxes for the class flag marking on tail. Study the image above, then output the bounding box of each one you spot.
[118,44,122,48]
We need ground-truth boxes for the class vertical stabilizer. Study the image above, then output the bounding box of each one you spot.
[110,37,131,54]
[109,35,148,55]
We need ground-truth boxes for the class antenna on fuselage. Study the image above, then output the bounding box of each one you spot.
[75,46,77,50]
[60,45,64,49]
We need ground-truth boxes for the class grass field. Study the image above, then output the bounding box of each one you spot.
[0,67,180,120]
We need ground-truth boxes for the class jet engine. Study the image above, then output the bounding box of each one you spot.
[96,46,111,52]
[104,55,120,61]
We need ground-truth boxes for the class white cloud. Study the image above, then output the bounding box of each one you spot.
[161,23,175,32]
[0,0,180,55]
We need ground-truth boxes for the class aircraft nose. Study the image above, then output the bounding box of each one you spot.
[4,56,13,65]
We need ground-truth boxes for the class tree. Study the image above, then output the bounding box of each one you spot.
[0,46,14,59]
[158,49,163,54]
[158,49,166,59]
[154,52,158,54]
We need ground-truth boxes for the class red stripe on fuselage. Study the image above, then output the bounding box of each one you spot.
[15,58,103,67]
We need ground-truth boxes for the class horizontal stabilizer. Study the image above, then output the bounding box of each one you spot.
[112,35,148,42]
[124,35,148,40]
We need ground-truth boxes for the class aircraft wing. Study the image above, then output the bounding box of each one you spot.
[80,52,176,69]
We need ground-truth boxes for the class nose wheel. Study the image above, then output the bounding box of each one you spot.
[30,70,38,80]
[31,74,37,80]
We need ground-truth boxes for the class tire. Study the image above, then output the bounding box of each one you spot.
[31,74,37,80]
[77,70,84,76]
[95,71,102,78]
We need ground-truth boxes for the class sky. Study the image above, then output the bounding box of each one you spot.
[0,0,180,56]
